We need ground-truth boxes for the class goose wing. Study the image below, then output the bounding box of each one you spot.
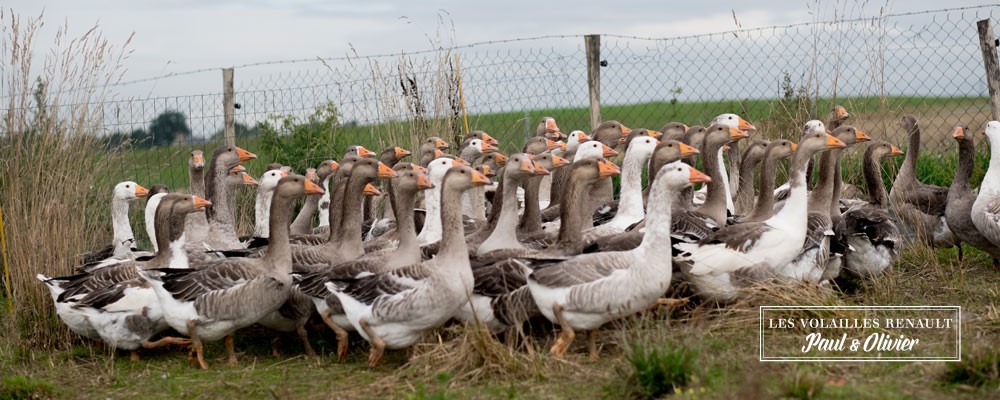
[152,260,259,302]
[331,263,432,306]
[905,185,948,215]
[528,253,631,288]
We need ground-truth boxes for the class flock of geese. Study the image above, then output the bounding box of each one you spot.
[36,108,1000,368]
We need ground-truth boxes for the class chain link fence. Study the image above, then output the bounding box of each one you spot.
[7,5,997,192]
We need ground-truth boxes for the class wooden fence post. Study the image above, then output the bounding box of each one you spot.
[585,34,601,130]
[978,19,1000,120]
[223,68,236,146]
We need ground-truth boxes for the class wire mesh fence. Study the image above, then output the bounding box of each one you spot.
[4,5,998,192]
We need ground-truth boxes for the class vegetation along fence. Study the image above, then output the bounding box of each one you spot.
[5,5,1000,193]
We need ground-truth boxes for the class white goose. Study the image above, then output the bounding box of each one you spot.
[971,121,1000,257]
[417,157,469,245]
[527,161,709,359]
[676,126,845,302]
[76,181,150,265]
[325,166,491,367]
[582,135,659,241]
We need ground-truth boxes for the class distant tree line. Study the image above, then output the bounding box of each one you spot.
[102,110,260,150]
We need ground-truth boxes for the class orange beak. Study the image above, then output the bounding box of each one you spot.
[236,147,257,162]
[480,141,498,153]
[689,167,712,184]
[134,184,149,198]
[303,179,325,195]
[280,170,290,177]
[545,139,558,150]
[519,158,535,173]
[241,172,259,186]
[789,142,798,151]
[452,158,469,167]
[481,132,499,146]
[953,126,965,138]
[855,129,871,142]
[597,159,621,178]
[415,172,434,189]
[229,164,246,174]
[737,117,756,131]
[890,145,904,156]
[377,162,397,179]
[412,165,429,173]
[363,183,382,197]
[648,130,663,139]
[620,125,632,135]
[533,162,550,176]
[435,138,450,150]
[577,132,592,142]
[557,141,567,151]
[191,153,206,169]
[551,155,569,167]
[434,149,445,158]
[329,161,339,171]
[545,118,559,133]
[495,153,508,166]
[826,134,847,149]
[192,195,212,209]
[678,142,699,156]
[470,169,492,186]
[835,106,850,119]
[480,165,494,177]
[729,127,750,141]
[357,146,375,158]
[395,147,412,159]
[601,144,619,158]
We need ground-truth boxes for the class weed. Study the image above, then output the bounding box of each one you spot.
[0,375,54,400]
[780,370,825,399]
[614,341,700,399]
[939,348,1000,388]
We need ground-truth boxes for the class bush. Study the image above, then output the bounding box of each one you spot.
[257,101,343,172]
[781,370,825,399]
[939,348,1000,388]
[619,342,699,399]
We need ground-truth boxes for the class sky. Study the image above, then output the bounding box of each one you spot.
[6,0,995,85]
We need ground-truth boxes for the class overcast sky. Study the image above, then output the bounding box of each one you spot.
[7,0,994,85]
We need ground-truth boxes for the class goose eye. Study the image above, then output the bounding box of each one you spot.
[677,168,682,172]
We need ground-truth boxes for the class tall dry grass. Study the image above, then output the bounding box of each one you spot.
[0,9,132,348]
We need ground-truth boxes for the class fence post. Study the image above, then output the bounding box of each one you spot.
[978,19,1000,120]
[223,68,236,146]
[585,34,601,130]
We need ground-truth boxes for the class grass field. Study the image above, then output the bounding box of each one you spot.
[2,245,998,399]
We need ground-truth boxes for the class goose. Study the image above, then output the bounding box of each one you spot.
[783,125,869,283]
[527,161,710,359]
[539,141,618,230]
[733,140,769,215]
[457,158,622,333]
[478,154,548,254]
[592,120,631,149]
[889,115,958,251]
[364,162,430,246]
[582,135,660,241]
[659,122,689,141]
[324,166,491,367]
[417,157,470,245]
[945,125,1000,267]
[464,130,499,147]
[301,155,360,242]
[543,131,591,212]
[139,174,324,369]
[64,194,212,360]
[676,127,845,302]
[693,124,750,226]
[693,115,755,211]
[739,140,797,223]
[519,153,569,237]
[144,185,170,253]
[617,128,663,153]
[842,141,903,277]
[317,146,374,230]
[679,125,707,209]
[188,150,206,197]
[971,121,1000,265]
[364,147,412,223]
[460,139,498,221]
[76,181,150,265]
[294,168,435,357]
[418,137,451,166]
[185,145,257,253]
[251,169,290,240]
[290,164,332,236]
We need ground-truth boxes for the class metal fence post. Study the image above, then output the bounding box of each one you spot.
[977,19,1000,120]
[223,68,236,146]
[585,34,601,130]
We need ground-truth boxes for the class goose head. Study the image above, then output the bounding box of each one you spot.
[704,123,750,149]
[258,169,288,194]
[712,113,756,132]
[660,122,689,141]
[380,146,412,165]
[592,120,631,148]
[211,145,257,171]
[315,159,339,181]
[428,157,468,185]
[831,125,871,147]
[830,105,851,125]
[623,135,661,160]
[983,121,1000,144]
[574,140,619,161]
[652,140,699,167]
[189,150,206,171]
[505,153,545,179]
[421,136,450,153]
[462,139,498,159]
[274,174,325,200]
[395,169,435,194]
[114,181,149,201]
[170,193,213,215]
[146,184,169,204]
[228,165,258,187]
[465,130,499,146]
[523,136,558,155]
[533,152,569,173]
[766,139,797,161]
[566,130,592,149]
[480,152,508,173]
[345,145,375,159]
[864,140,904,162]
[798,126,846,155]
[538,117,560,135]
[350,158,397,184]
[682,125,708,152]
[442,166,492,194]
[803,120,828,135]
[655,161,711,192]
[952,125,971,144]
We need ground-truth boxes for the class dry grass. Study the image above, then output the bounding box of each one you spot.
[0,9,132,348]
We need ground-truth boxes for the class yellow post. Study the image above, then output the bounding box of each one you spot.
[454,53,470,135]
[0,204,12,316]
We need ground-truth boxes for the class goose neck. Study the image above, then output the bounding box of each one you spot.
[339,175,372,255]
[519,176,543,233]
[111,196,134,253]
[483,173,525,250]
[393,182,419,254]
[807,149,839,215]
[264,192,296,274]
[616,149,651,222]
[745,155,781,222]
[951,138,974,193]
[638,180,674,254]
[438,185,469,258]
[254,189,275,237]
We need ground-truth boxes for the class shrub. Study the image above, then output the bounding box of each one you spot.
[939,348,1000,388]
[781,371,825,399]
[619,342,699,399]
[0,376,54,400]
